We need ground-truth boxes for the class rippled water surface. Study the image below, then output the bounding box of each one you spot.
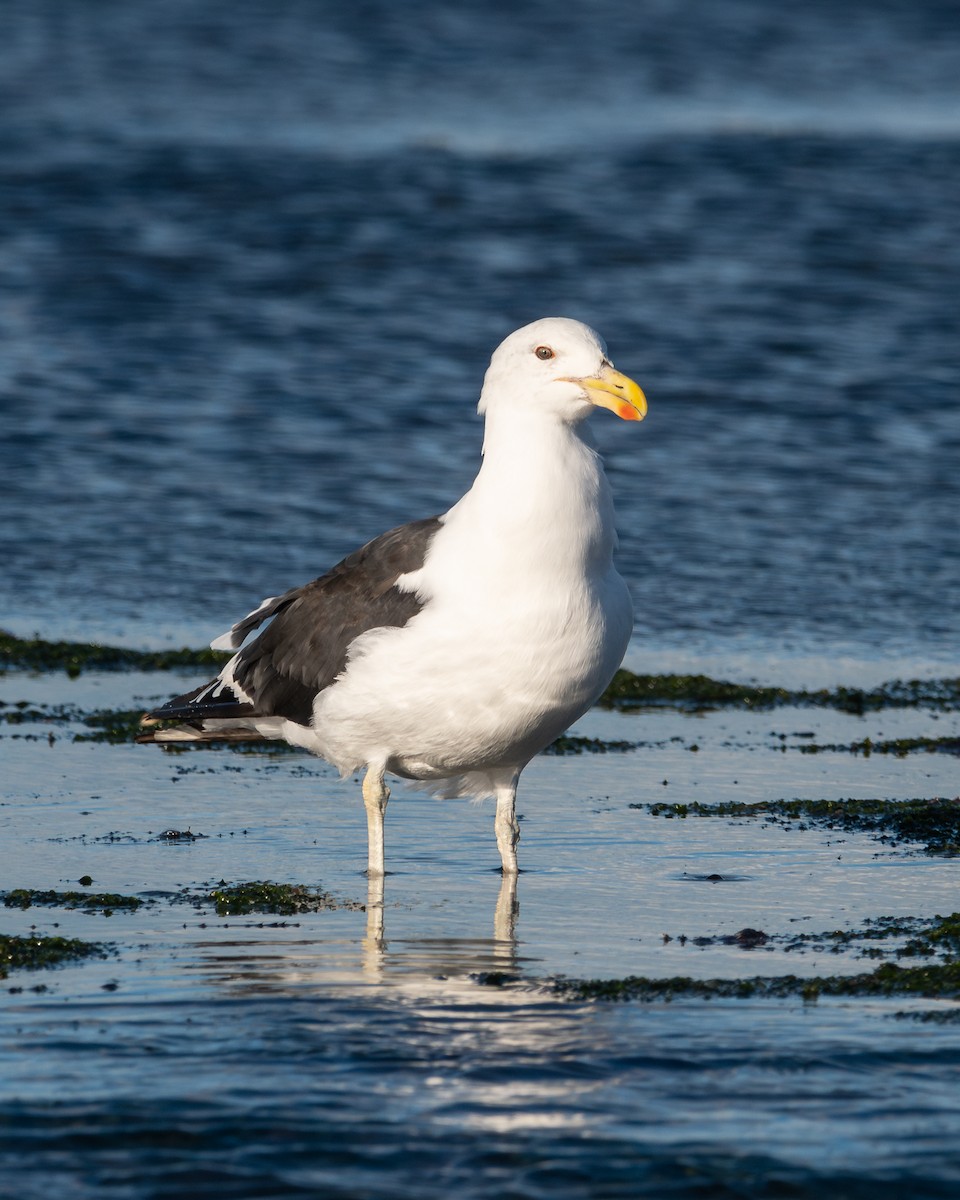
[2,1,959,675]
[3,683,960,1199]
[2,2,960,1197]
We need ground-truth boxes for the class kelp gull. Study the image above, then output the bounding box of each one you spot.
[140,317,647,875]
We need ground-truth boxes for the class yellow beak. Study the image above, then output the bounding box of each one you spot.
[572,363,647,421]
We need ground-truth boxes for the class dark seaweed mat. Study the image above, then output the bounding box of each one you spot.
[791,736,960,757]
[544,734,637,755]
[0,631,228,678]
[0,934,107,979]
[548,913,960,1003]
[641,797,960,856]
[667,914,960,961]
[553,960,960,1003]
[200,880,354,917]
[600,669,960,713]
[2,881,357,922]
[157,880,365,917]
[3,889,143,913]
[0,701,171,746]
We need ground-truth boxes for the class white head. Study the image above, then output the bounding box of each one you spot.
[478,317,646,425]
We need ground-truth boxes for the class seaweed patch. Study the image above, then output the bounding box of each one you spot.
[0,630,228,678]
[3,888,145,914]
[545,734,637,755]
[598,669,960,713]
[639,797,960,856]
[1,933,108,979]
[553,961,960,1003]
[196,880,363,917]
[552,912,960,1004]
[790,736,960,757]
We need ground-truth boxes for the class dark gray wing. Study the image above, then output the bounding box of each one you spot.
[142,516,442,729]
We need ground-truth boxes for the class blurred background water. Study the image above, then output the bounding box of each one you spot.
[1,0,958,682]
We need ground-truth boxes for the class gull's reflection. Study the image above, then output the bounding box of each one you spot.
[362,873,386,979]
[191,871,523,994]
[361,871,519,982]
[493,871,519,945]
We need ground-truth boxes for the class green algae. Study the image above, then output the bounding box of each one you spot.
[641,797,960,856]
[206,880,347,916]
[598,668,960,713]
[599,671,794,710]
[554,912,960,1003]
[0,630,228,678]
[793,735,960,757]
[3,888,143,914]
[0,933,107,978]
[75,709,152,744]
[0,699,155,740]
[554,961,960,1003]
[545,734,636,755]
[899,913,960,960]
[780,914,928,955]
[0,700,75,725]
[767,913,960,960]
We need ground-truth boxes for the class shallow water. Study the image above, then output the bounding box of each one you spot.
[2,3,959,678]
[2,2,960,1196]
[3,680,960,1197]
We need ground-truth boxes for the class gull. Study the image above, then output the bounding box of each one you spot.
[140,317,647,876]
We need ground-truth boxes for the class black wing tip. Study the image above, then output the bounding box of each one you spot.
[139,680,257,727]
[140,701,257,726]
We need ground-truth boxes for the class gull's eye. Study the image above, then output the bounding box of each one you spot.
[535,345,555,361]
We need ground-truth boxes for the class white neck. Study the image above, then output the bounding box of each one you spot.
[448,406,618,576]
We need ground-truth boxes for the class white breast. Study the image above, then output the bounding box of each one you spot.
[304,409,633,795]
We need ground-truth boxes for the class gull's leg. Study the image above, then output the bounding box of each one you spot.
[494,776,520,875]
[362,765,390,876]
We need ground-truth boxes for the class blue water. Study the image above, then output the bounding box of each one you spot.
[2,0,959,676]
[3,690,960,1200]
[2,2,960,1196]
